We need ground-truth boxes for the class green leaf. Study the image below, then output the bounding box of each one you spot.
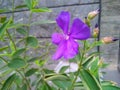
[0,46,8,52]
[15,4,27,9]
[79,69,102,90]
[101,81,117,86]
[82,52,101,67]
[0,9,8,13]
[26,36,38,47]
[14,75,23,85]
[21,84,27,90]
[10,41,16,52]
[31,8,52,13]
[52,80,71,89]
[0,16,7,23]
[16,28,28,35]
[12,48,26,58]
[43,69,55,74]
[1,74,16,90]
[102,85,120,90]
[88,56,100,80]
[89,56,99,71]
[0,18,12,39]
[35,60,46,67]
[59,66,69,73]
[30,20,55,26]
[8,23,28,29]
[8,58,26,69]
[45,74,69,81]
[25,68,38,77]
[24,0,32,9]
[27,57,39,62]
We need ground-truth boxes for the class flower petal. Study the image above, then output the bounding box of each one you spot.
[63,38,79,59]
[52,33,64,45]
[56,11,70,34]
[70,18,91,40]
[53,40,66,60]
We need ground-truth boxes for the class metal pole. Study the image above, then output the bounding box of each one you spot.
[98,0,102,53]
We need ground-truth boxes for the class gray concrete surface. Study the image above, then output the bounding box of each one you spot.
[101,0,120,86]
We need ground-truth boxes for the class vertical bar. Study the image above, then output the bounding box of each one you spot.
[118,26,120,71]
[97,0,102,53]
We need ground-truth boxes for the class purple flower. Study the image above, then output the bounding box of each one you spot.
[52,11,91,60]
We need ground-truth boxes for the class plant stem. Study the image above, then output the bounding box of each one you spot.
[6,29,17,51]
[24,12,33,58]
[69,41,86,90]
[0,56,8,64]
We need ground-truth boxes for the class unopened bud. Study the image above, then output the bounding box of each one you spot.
[84,17,91,27]
[93,24,99,38]
[102,37,119,44]
[88,9,100,20]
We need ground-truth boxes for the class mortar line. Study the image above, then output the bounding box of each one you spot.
[0,2,100,14]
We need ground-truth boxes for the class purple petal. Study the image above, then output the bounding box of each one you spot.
[56,11,70,34]
[52,33,64,45]
[70,18,91,40]
[63,38,79,59]
[53,40,66,60]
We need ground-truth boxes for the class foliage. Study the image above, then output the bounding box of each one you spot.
[0,0,119,90]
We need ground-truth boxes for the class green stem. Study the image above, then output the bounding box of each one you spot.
[24,12,33,58]
[70,41,86,90]
[6,29,17,51]
[0,56,8,64]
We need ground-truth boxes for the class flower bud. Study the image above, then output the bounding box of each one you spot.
[84,17,91,27]
[93,24,99,38]
[88,9,100,20]
[102,37,119,44]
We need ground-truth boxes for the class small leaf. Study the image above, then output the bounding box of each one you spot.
[79,69,102,90]
[30,20,55,26]
[52,80,71,89]
[24,0,32,9]
[28,57,39,62]
[8,23,28,29]
[12,48,26,58]
[102,85,120,90]
[10,41,16,52]
[25,68,38,77]
[59,66,69,73]
[0,16,7,23]
[0,46,8,52]
[21,84,27,90]
[31,8,52,12]
[0,18,12,39]
[45,74,69,81]
[0,9,8,13]
[8,58,26,69]
[35,60,46,67]
[1,74,16,90]
[16,28,28,35]
[15,4,27,9]
[26,36,38,47]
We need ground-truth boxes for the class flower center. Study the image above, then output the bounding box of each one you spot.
[65,35,69,40]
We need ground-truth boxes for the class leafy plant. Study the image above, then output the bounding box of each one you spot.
[0,0,119,90]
